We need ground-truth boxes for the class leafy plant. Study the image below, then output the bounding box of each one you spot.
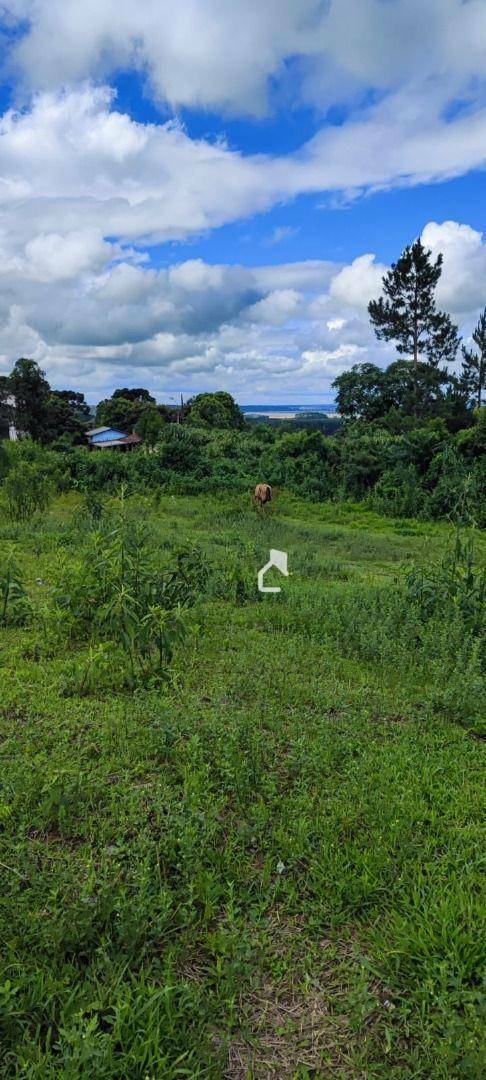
[1,463,53,521]
[0,561,30,625]
[53,513,205,688]
[406,529,486,635]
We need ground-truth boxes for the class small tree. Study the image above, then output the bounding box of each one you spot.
[8,358,51,441]
[460,308,486,409]
[368,239,460,413]
[186,392,245,430]
[332,363,387,420]
[96,396,146,431]
[44,390,91,445]
[135,407,166,448]
[112,387,155,404]
[2,462,53,521]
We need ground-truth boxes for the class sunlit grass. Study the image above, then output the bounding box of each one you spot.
[0,493,484,1077]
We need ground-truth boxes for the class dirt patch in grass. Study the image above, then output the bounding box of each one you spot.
[225,979,350,1078]
[223,917,386,1079]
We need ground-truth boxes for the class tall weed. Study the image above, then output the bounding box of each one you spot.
[53,511,206,688]
[0,561,31,626]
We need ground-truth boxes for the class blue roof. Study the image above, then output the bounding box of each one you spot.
[89,427,127,443]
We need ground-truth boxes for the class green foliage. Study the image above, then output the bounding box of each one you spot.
[368,238,460,371]
[0,494,485,1076]
[134,406,166,447]
[0,493,484,1076]
[460,308,486,409]
[333,358,466,425]
[0,560,30,625]
[3,359,90,444]
[371,463,425,518]
[186,390,245,429]
[407,530,486,635]
[1,462,54,521]
[7,357,50,441]
[3,399,486,530]
[96,394,151,431]
[53,505,205,688]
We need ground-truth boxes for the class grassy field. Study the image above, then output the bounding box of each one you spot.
[0,492,485,1077]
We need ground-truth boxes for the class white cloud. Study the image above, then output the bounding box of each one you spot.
[421,220,486,320]
[23,230,110,282]
[4,0,486,120]
[264,225,299,246]
[5,0,321,115]
[247,289,302,325]
[0,1,485,401]
[299,344,366,377]
[0,221,484,402]
[0,81,485,279]
[329,253,387,310]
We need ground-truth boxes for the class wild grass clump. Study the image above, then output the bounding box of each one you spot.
[406,530,486,635]
[52,514,207,690]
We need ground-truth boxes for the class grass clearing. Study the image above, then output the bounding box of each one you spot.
[0,492,485,1077]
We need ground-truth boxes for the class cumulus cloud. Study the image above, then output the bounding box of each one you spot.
[4,0,486,119]
[329,254,387,311]
[0,2,485,400]
[0,222,484,402]
[421,220,486,320]
[1,84,486,255]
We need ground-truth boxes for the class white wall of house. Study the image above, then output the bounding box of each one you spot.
[1,395,18,440]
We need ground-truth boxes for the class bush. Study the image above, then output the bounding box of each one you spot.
[53,508,207,689]
[370,464,425,518]
[0,561,31,625]
[406,530,486,636]
[1,463,54,521]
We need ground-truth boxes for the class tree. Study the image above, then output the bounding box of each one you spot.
[96,396,148,431]
[112,387,155,404]
[333,359,464,427]
[8,359,52,441]
[44,390,90,444]
[135,407,166,448]
[186,392,245,430]
[460,308,486,409]
[368,239,460,413]
[332,363,388,420]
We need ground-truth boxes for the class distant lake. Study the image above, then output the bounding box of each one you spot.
[241,403,336,417]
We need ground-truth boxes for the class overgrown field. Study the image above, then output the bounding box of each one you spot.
[0,492,485,1077]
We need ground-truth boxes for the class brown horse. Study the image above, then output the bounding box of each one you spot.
[253,483,272,508]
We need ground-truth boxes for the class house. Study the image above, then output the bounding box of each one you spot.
[0,395,19,441]
[86,426,142,450]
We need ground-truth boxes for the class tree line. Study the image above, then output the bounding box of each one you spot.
[0,359,246,447]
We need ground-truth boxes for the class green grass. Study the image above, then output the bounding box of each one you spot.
[0,493,485,1077]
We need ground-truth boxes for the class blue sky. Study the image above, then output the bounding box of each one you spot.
[0,1,485,404]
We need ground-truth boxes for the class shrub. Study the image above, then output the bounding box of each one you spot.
[1,463,54,521]
[0,561,31,626]
[53,511,207,688]
[406,530,486,637]
[370,464,425,518]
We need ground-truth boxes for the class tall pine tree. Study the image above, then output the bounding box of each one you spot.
[460,307,486,409]
[368,239,460,414]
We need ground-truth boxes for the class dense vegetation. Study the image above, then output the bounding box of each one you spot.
[0,490,484,1076]
[0,404,485,529]
[1,238,485,529]
[0,234,485,1076]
